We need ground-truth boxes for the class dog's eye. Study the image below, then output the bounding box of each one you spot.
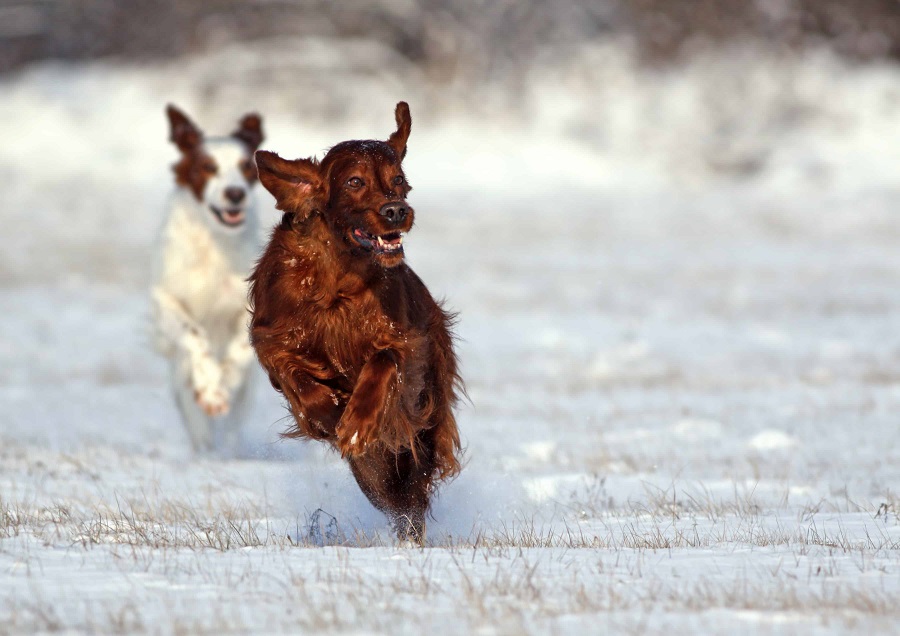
[202,161,218,174]
[392,175,405,186]
[347,177,364,188]
[239,159,256,176]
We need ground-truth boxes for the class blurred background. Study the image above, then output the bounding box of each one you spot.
[3,0,900,285]
[1,0,900,498]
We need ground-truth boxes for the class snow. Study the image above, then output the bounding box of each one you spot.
[748,429,797,451]
[2,40,900,633]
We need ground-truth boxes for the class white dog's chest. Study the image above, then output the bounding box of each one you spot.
[155,203,254,349]
[175,257,245,324]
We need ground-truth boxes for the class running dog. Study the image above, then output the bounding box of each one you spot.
[249,102,462,542]
[151,104,264,454]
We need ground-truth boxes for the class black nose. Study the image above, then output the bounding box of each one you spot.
[225,187,246,204]
[379,202,408,223]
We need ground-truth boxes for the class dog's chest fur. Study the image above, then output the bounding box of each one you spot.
[272,236,426,388]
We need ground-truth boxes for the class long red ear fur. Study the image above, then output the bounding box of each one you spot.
[254,150,323,221]
[166,104,203,153]
[233,113,264,152]
[387,101,411,159]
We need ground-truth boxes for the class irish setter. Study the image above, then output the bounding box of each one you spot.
[249,102,462,543]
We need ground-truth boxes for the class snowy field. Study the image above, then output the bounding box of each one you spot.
[2,40,900,633]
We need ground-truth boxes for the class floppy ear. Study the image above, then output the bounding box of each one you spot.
[233,113,264,152]
[387,101,411,159]
[255,150,324,221]
[166,104,202,153]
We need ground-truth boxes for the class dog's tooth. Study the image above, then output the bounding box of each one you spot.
[377,235,385,247]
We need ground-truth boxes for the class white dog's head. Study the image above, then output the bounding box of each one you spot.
[166,105,264,230]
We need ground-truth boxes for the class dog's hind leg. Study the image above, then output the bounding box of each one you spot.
[219,375,252,457]
[215,311,255,457]
[220,310,255,397]
[172,367,214,453]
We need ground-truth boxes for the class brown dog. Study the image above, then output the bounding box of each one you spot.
[249,102,462,543]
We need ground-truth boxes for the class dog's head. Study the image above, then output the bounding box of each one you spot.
[166,104,264,230]
[255,102,414,268]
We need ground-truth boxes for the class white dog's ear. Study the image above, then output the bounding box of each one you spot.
[387,101,411,160]
[255,150,324,221]
[233,113,264,152]
[166,104,202,152]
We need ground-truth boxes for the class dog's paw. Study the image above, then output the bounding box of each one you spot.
[194,385,230,417]
[393,514,426,547]
[335,407,379,458]
[189,351,229,416]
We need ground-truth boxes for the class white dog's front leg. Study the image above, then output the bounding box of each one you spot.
[152,288,229,418]
[183,331,229,417]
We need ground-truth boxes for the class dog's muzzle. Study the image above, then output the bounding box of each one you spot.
[352,228,404,254]
[209,204,246,227]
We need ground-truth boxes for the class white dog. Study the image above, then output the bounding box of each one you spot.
[151,105,264,454]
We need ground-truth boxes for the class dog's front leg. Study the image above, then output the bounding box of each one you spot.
[336,349,400,457]
[220,309,254,395]
[152,288,228,417]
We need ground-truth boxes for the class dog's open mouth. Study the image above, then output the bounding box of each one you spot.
[352,228,405,255]
[209,205,246,227]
